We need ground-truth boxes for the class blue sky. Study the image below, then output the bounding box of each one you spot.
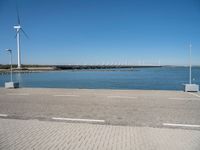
[0,0,200,65]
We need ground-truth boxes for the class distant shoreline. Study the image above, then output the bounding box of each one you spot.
[1,65,200,73]
[0,65,163,73]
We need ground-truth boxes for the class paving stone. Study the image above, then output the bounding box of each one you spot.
[0,118,200,150]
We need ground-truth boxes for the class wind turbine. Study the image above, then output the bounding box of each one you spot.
[14,6,29,69]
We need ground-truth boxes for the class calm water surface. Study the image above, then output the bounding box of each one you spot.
[0,67,200,90]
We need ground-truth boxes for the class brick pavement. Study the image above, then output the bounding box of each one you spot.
[0,118,200,150]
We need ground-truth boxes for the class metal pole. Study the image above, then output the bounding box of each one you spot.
[6,49,13,82]
[10,50,13,82]
[189,42,192,84]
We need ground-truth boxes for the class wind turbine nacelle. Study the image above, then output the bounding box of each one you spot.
[14,25,21,29]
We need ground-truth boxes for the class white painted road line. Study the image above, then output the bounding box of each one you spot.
[52,117,105,123]
[163,123,200,128]
[188,92,200,98]
[0,114,8,117]
[6,93,30,96]
[107,96,137,99]
[168,98,200,101]
[53,95,80,97]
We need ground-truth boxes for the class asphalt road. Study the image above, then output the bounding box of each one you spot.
[0,88,200,130]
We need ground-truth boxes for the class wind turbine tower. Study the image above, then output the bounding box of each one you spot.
[14,7,28,69]
[14,25,21,69]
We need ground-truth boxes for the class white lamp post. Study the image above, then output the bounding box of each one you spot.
[184,42,199,92]
[5,49,19,89]
[189,43,192,84]
[6,49,13,82]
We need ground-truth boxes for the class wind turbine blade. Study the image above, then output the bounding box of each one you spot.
[16,4,21,24]
[14,33,17,38]
[14,30,20,38]
[21,28,29,39]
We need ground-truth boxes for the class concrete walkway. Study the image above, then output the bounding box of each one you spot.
[1,88,200,127]
[0,118,200,150]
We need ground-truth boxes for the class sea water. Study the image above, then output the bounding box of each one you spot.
[0,67,199,90]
